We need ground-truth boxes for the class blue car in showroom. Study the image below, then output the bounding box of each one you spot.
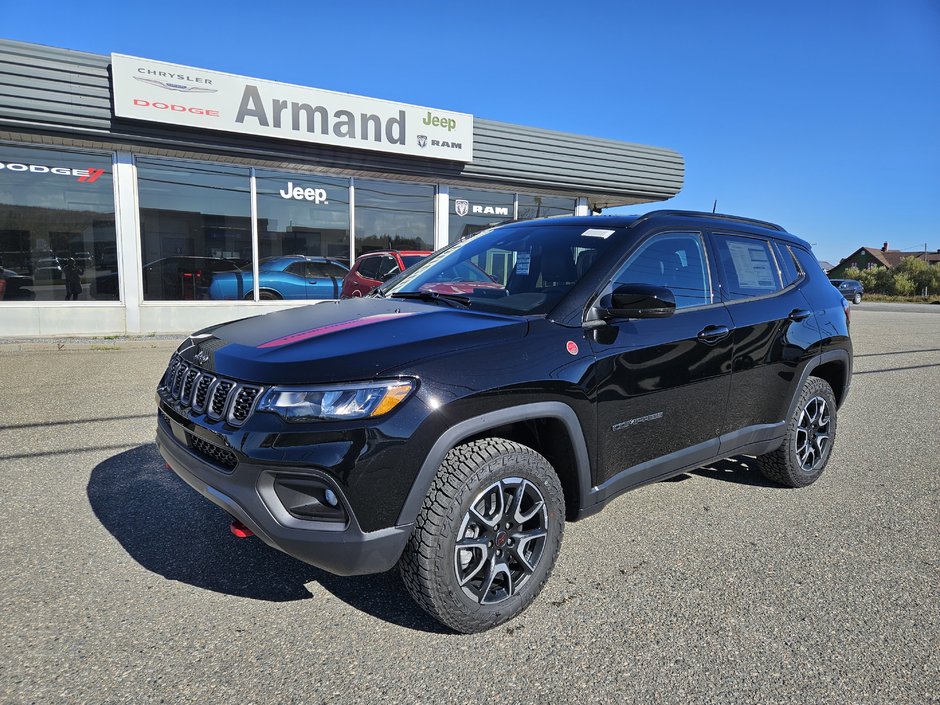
[208,255,349,301]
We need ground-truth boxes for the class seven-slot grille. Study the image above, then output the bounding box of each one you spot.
[159,353,263,427]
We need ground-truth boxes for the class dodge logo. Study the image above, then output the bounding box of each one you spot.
[455,199,469,217]
[417,135,428,148]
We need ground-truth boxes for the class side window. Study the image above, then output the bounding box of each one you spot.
[284,261,307,277]
[306,261,347,278]
[712,233,782,300]
[356,256,382,280]
[376,256,401,280]
[612,232,712,309]
[773,240,801,287]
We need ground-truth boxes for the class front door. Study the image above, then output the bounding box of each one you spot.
[589,231,734,488]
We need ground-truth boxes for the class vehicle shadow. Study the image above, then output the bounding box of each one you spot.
[87,444,447,633]
[690,455,783,488]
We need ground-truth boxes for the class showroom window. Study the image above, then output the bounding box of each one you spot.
[251,170,351,301]
[448,188,515,244]
[0,144,117,303]
[355,179,433,256]
[136,158,251,301]
[517,194,575,220]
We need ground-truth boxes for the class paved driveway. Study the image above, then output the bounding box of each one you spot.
[1,307,938,704]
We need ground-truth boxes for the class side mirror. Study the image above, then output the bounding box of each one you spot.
[596,283,676,320]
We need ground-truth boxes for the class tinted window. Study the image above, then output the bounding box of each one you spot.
[401,255,426,269]
[356,255,382,279]
[0,145,117,302]
[612,232,712,309]
[306,261,348,278]
[376,255,400,279]
[773,240,801,286]
[712,233,782,300]
[137,158,251,301]
[285,261,307,276]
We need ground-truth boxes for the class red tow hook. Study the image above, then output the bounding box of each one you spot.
[229,520,254,538]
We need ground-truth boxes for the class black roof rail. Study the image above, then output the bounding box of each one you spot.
[627,210,787,232]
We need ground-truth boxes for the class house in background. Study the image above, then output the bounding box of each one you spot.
[828,242,940,278]
[817,260,835,273]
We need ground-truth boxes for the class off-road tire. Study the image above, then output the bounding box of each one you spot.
[758,376,837,487]
[399,438,564,633]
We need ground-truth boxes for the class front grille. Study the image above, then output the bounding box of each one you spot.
[180,368,199,406]
[187,433,238,470]
[158,353,263,427]
[192,374,215,412]
[231,386,262,423]
[209,380,234,418]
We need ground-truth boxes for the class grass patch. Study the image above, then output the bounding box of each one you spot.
[89,344,121,351]
[864,294,940,304]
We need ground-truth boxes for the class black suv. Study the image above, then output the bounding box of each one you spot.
[156,211,852,632]
[829,278,864,304]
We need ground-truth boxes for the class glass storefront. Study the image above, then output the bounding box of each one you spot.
[448,188,515,244]
[1,144,579,307]
[136,158,252,301]
[355,179,434,255]
[256,170,350,264]
[518,194,576,220]
[0,144,116,302]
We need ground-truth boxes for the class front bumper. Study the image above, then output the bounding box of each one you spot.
[155,414,412,576]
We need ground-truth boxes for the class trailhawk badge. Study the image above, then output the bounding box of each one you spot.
[455,199,470,217]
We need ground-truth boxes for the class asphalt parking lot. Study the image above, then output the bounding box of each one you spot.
[1,304,938,704]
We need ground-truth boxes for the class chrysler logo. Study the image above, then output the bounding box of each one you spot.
[134,76,218,93]
[455,199,469,217]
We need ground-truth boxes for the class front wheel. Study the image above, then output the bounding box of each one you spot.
[853,293,862,304]
[400,438,564,633]
[758,376,838,487]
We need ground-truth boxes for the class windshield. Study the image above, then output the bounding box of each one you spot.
[382,223,627,315]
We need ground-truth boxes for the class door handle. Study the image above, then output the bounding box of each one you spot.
[697,325,730,344]
[788,309,811,322]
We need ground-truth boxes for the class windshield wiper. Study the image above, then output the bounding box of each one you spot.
[388,291,471,308]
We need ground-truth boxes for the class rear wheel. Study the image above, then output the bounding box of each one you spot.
[400,438,564,633]
[853,292,862,304]
[758,376,837,487]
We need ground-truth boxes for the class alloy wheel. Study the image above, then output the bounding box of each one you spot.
[795,395,831,473]
[453,477,548,604]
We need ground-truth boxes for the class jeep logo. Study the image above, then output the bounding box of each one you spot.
[279,182,329,203]
[422,111,458,132]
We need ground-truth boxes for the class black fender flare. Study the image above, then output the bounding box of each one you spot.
[395,402,592,526]
[787,348,852,421]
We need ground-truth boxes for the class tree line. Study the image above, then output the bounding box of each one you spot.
[841,257,940,297]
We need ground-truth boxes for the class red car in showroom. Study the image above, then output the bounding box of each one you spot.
[341,250,430,298]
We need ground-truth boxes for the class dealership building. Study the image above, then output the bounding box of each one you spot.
[0,39,684,336]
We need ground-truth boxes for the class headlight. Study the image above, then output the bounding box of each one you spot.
[257,380,414,422]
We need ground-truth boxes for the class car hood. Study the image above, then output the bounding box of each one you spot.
[177,297,528,384]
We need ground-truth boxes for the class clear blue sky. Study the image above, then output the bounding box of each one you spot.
[3,0,938,264]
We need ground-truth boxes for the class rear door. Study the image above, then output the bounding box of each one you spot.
[708,231,820,448]
[590,231,734,486]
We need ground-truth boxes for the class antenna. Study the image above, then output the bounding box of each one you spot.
[712,200,717,214]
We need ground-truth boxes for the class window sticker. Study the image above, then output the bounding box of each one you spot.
[581,228,615,239]
[515,252,531,275]
[727,241,775,288]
